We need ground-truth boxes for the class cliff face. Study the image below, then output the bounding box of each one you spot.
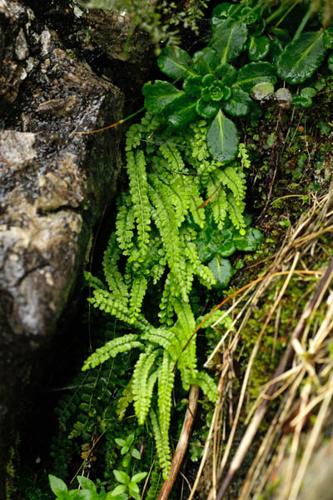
[0,1,150,494]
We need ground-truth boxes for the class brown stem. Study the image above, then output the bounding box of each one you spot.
[158,384,200,500]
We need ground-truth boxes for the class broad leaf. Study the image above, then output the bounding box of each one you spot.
[158,46,196,80]
[236,62,276,92]
[207,110,239,162]
[183,76,202,97]
[113,470,130,485]
[49,475,68,495]
[223,88,252,116]
[208,256,235,288]
[249,35,270,61]
[196,98,220,119]
[215,63,237,85]
[166,94,198,129]
[77,477,96,492]
[192,47,219,75]
[211,18,248,64]
[143,81,182,114]
[277,31,325,84]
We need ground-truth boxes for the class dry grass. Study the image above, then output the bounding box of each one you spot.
[188,188,333,499]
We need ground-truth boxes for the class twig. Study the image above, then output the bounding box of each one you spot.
[158,384,199,500]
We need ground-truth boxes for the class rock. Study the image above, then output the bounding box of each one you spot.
[0,0,125,492]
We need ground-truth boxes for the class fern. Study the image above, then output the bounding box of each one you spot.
[82,334,143,370]
[83,114,254,480]
[126,149,151,261]
[132,349,159,425]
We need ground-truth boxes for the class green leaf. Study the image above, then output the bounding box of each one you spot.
[233,228,263,251]
[249,36,270,61]
[192,47,219,75]
[207,110,239,162]
[212,3,241,20]
[215,63,237,85]
[211,18,248,64]
[208,256,235,288]
[223,88,252,117]
[128,482,140,500]
[143,81,182,114]
[158,46,195,80]
[113,470,130,485]
[166,94,198,129]
[183,76,202,97]
[292,95,313,108]
[131,472,148,483]
[236,62,276,92]
[277,31,325,84]
[196,98,220,119]
[301,87,317,98]
[49,475,68,496]
[77,477,96,492]
[107,485,127,499]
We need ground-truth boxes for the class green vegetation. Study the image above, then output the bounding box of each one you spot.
[19,1,330,498]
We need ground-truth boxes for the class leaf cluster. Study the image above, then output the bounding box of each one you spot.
[144,1,333,162]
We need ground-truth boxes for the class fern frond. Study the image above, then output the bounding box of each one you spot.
[142,328,174,351]
[84,271,106,291]
[117,379,134,421]
[149,184,187,300]
[151,410,171,479]
[127,149,151,260]
[116,199,135,256]
[125,123,143,151]
[82,334,142,371]
[227,193,246,233]
[157,352,175,473]
[129,275,148,319]
[184,241,216,288]
[132,349,159,425]
[159,142,184,173]
[193,371,218,402]
[219,166,246,204]
[103,234,129,304]
[89,289,132,323]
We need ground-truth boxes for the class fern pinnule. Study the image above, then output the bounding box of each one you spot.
[82,334,142,371]
[115,200,135,256]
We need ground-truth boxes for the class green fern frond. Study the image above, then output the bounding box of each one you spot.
[125,123,143,151]
[159,142,184,173]
[142,328,174,351]
[227,193,246,233]
[151,410,171,479]
[127,149,151,260]
[132,349,159,425]
[157,352,175,474]
[116,379,134,421]
[84,271,106,291]
[103,234,129,304]
[82,334,143,371]
[210,186,228,229]
[89,288,136,324]
[193,371,218,403]
[219,166,246,204]
[116,199,135,256]
[129,275,148,319]
[238,142,251,169]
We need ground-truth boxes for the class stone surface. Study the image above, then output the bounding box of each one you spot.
[0,0,125,491]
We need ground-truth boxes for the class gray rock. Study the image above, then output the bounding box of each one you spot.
[0,0,126,491]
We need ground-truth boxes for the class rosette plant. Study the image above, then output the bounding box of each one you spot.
[143,1,333,162]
